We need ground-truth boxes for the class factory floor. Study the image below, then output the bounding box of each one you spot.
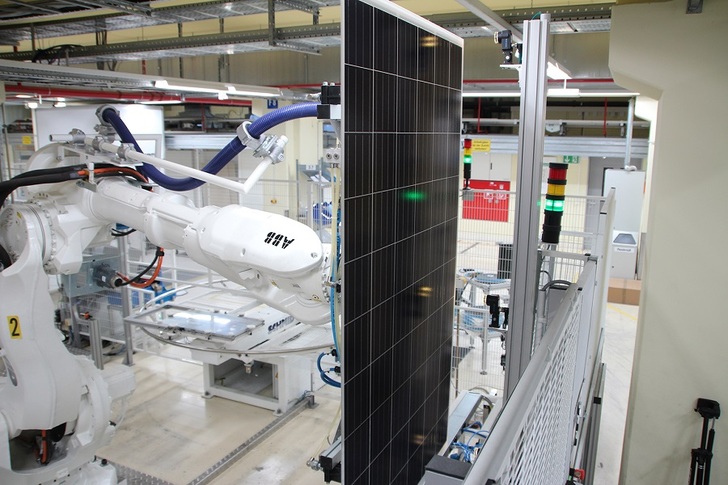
[97,303,638,485]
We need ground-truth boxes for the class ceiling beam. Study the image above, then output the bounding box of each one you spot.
[58,0,152,16]
[0,23,339,62]
[454,0,572,79]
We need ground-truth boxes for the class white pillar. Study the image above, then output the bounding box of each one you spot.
[610,2,728,484]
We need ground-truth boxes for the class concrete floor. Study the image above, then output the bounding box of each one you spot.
[593,303,639,485]
[98,303,638,485]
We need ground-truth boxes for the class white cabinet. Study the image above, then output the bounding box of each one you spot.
[470,151,512,181]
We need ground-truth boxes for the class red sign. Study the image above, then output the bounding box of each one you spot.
[463,180,511,222]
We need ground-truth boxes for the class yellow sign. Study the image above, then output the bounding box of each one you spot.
[471,139,491,152]
[21,136,32,146]
[7,316,22,339]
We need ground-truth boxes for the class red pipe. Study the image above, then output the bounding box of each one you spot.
[5,84,253,107]
[477,96,482,133]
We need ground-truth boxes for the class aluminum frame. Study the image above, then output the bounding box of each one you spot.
[503,14,550,399]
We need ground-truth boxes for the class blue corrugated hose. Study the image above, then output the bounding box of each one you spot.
[101,102,318,191]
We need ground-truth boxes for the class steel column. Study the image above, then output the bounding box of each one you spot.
[504,14,550,399]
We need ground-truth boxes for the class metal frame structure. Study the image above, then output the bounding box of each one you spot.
[503,14,550,399]
[0,2,612,62]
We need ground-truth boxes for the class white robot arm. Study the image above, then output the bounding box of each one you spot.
[0,142,331,324]
[86,177,330,324]
[0,114,332,483]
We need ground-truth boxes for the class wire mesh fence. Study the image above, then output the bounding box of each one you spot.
[452,190,604,400]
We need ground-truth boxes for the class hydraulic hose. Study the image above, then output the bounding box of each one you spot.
[100,103,319,192]
[247,102,318,137]
[0,169,85,206]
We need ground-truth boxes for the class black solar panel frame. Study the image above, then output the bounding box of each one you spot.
[340,1,463,484]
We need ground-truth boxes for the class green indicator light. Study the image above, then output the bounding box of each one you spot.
[544,199,565,212]
[402,190,426,202]
[463,155,472,164]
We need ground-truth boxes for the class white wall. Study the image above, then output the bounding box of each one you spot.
[610,1,728,484]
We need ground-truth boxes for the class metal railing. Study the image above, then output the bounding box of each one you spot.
[454,191,614,485]
[464,262,594,484]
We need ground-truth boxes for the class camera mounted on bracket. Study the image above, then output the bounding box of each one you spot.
[494,30,521,65]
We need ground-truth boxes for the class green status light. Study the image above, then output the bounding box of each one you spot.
[463,155,472,164]
[545,199,565,212]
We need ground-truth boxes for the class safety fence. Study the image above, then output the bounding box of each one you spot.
[457,190,602,275]
[453,191,614,485]
[451,191,604,399]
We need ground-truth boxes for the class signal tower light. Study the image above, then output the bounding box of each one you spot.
[463,138,473,189]
[542,162,568,244]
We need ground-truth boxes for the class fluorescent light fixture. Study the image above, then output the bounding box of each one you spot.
[579,91,640,97]
[54,102,66,108]
[547,88,580,97]
[15,94,32,99]
[217,92,229,100]
[26,101,38,109]
[463,89,639,98]
[226,84,282,98]
[547,62,571,80]
[56,97,65,102]
[463,91,520,97]
[139,100,183,105]
[155,79,220,95]
[155,78,282,98]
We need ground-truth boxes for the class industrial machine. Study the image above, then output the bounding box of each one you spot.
[0,103,335,484]
[127,288,335,414]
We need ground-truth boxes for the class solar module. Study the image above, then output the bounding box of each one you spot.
[341,1,463,483]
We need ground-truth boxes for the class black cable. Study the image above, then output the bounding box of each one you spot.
[116,248,164,287]
[111,228,136,237]
[94,170,148,184]
[0,170,84,206]
[1,165,148,207]
[10,164,86,179]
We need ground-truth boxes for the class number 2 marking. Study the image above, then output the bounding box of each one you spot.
[7,316,22,339]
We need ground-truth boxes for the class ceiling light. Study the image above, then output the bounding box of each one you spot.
[547,88,580,97]
[155,79,221,95]
[15,94,31,99]
[54,102,66,108]
[578,91,640,97]
[155,78,282,98]
[56,97,65,102]
[217,92,229,100]
[140,100,184,105]
[26,102,38,109]
[226,84,282,98]
[463,91,520,97]
[462,89,639,99]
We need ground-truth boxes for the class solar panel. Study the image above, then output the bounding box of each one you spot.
[341,1,463,483]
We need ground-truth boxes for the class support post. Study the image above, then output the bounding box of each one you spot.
[268,0,276,46]
[119,237,134,366]
[504,14,550,399]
